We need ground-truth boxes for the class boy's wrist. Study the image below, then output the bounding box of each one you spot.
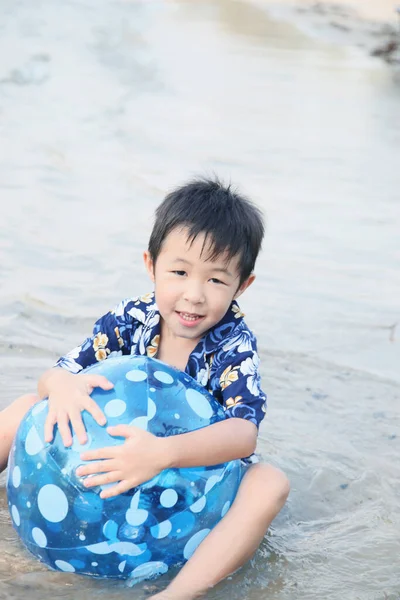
[38,367,74,397]
[160,436,179,470]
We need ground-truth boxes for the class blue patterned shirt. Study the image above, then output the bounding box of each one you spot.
[56,293,267,432]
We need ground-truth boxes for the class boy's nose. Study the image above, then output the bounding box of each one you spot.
[183,282,205,305]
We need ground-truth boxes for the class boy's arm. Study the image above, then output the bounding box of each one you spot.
[163,418,257,469]
[161,344,265,468]
[37,366,82,399]
[78,418,257,499]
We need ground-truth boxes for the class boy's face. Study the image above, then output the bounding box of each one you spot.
[143,227,254,345]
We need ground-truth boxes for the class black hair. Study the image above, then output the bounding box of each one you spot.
[148,177,264,285]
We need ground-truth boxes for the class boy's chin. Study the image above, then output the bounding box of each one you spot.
[174,328,205,341]
[171,324,208,343]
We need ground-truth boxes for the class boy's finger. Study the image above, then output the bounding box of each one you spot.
[84,398,107,426]
[76,459,116,477]
[80,446,116,461]
[100,479,132,499]
[82,470,121,489]
[69,412,87,445]
[44,412,56,443]
[87,375,114,391]
[57,414,73,447]
[107,424,134,439]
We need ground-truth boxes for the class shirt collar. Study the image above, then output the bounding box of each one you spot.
[199,300,245,355]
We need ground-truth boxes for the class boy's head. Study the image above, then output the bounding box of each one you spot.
[148,177,264,287]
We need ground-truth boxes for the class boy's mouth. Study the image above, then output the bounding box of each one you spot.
[176,311,205,325]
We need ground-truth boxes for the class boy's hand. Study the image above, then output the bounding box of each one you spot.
[44,374,113,447]
[76,425,167,499]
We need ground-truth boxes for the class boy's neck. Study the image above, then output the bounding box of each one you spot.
[157,321,201,372]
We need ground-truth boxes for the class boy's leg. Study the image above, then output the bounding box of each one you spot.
[150,463,290,600]
[0,394,39,473]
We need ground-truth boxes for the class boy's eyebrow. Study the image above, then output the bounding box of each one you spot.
[172,258,234,278]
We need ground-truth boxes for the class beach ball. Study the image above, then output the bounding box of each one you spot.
[7,356,242,583]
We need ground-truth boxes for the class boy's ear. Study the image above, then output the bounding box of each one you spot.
[143,251,155,282]
[234,273,256,300]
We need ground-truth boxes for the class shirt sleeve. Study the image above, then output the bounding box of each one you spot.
[216,349,267,428]
[54,298,135,373]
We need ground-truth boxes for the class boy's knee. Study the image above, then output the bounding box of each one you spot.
[2,393,40,426]
[253,463,290,505]
[20,393,39,404]
[14,393,40,411]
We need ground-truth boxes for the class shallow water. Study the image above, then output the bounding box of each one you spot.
[0,0,399,598]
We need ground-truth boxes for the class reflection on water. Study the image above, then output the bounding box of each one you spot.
[0,0,399,598]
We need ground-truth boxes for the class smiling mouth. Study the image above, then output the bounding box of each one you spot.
[177,311,204,322]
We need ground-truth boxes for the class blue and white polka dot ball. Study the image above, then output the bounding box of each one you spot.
[7,356,242,583]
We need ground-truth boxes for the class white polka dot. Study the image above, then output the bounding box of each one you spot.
[174,413,180,419]
[79,533,86,541]
[103,519,118,539]
[32,527,47,548]
[183,529,210,560]
[110,541,145,556]
[189,496,206,513]
[104,399,126,418]
[204,475,221,495]
[118,560,126,573]
[38,484,69,523]
[11,505,20,526]
[130,490,141,510]
[177,528,181,533]
[12,466,21,488]
[37,463,42,469]
[154,371,173,384]
[26,501,31,508]
[91,562,98,567]
[185,389,213,419]
[126,508,148,526]
[130,561,168,582]
[150,520,172,539]
[150,387,155,392]
[55,560,75,573]
[147,398,156,420]
[25,426,44,456]
[160,489,178,508]
[221,501,231,517]
[126,369,147,382]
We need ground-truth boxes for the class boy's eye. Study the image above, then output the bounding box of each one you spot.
[210,278,225,285]
[172,270,186,276]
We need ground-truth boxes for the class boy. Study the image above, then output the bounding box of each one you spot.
[0,178,289,599]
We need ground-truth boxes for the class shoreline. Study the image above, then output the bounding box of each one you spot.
[262,0,399,22]
[254,0,400,63]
